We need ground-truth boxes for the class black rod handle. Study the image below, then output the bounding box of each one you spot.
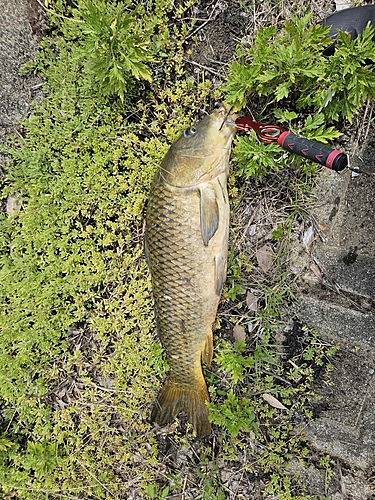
[277,131,348,171]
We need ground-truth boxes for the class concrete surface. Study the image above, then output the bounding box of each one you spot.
[291,130,375,497]
[0,0,42,165]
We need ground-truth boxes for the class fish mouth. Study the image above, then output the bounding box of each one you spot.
[214,103,238,132]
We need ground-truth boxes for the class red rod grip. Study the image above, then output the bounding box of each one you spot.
[278,132,347,171]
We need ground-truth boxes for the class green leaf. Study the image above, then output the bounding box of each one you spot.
[275,82,290,101]
[273,109,298,123]
[147,484,156,499]
[223,14,375,124]
[0,437,14,452]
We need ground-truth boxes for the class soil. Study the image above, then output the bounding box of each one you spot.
[0,0,42,168]
[1,0,374,498]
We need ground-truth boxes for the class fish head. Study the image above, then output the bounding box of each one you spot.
[159,104,237,187]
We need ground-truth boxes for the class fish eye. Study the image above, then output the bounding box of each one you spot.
[184,126,197,137]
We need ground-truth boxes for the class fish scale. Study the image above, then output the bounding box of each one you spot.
[146,104,237,435]
[147,183,205,342]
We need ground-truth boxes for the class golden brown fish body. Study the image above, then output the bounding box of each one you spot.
[146,105,237,436]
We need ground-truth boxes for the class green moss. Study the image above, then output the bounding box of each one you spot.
[0,0,212,496]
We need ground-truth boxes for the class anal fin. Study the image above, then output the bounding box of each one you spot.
[202,330,213,366]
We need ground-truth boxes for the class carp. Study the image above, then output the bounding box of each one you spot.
[145,104,237,436]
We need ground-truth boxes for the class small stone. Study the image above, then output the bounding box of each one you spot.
[6,192,23,214]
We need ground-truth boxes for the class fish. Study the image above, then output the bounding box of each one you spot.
[145,104,237,436]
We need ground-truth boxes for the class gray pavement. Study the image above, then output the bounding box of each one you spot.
[291,131,375,497]
[0,0,41,163]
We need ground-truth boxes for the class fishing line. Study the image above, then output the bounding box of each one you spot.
[218,106,233,131]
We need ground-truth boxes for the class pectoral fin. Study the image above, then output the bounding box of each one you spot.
[199,186,219,246]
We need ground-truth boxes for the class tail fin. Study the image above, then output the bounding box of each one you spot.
[151,377,211,437]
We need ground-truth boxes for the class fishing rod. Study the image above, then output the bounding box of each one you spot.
[227,4,375,176]
[230,115,373,175]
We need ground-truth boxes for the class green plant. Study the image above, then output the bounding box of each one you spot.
[147,483,170,500]
[233,129,284,180]
[224,13,375,182]
[223,248,250,300]
[208,389,258,438]
[215,339,254,383]
[0,436,13,452]
[196,462,226,500]
[318,454,336,487]
[206,322,339,495]
[77,0,154,100]
[260,276,295,320]
[223,15,330,108]
[0,0,213,497]
[224,14,375,122]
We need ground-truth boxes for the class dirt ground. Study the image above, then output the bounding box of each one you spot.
[184,1,375,496]
[2,0,375,498]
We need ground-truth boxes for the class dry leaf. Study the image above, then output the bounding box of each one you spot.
[246,291,258,312]
[302,222,328,252]
[247,322,258,333]
[262,393,288,410]
[310,263,322,280]
[256,244,274,273]
[317,221,328,232]
[232,324,246,342]
[335,0,351,11]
